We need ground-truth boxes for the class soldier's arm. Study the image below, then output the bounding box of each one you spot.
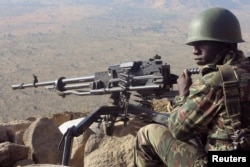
[168,72,223,141]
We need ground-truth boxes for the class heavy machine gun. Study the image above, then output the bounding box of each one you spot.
[12,55,199,165]
[12,55,179,101]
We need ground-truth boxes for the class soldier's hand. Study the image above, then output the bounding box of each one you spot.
[177,69,192,97]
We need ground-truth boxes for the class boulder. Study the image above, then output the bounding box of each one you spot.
[84,134,135,167]
[0,141,29,167]
[84,118,147,167]
[13,159,35,167]
[69,128,95,167]
[2,119,33,144]
[0,125,8,142]
[23,117,63,164]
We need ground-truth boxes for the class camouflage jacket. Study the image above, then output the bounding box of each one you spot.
[168,50,250,151]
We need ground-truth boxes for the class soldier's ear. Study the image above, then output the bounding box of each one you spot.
[225,43,237,50]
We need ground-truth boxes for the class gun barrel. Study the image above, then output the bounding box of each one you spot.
[62,75,95,84]
[12,75,95,90]
[63,83,91,90]
[12,80,56,90]
[59,84,162,96]
[132,75,155,80]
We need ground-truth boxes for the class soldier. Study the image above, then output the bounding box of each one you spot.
[134,7,250,167]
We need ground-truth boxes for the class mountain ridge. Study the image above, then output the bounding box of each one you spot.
[1,0,250,11]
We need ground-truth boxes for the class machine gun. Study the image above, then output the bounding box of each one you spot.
[12,55,198,165]
[12,55,179,101]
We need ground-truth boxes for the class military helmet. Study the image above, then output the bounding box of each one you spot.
[186,7,244,45]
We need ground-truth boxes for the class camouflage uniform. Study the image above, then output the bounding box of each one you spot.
[134,50,250,167]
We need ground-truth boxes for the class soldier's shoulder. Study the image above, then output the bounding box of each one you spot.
[200,65,222,87]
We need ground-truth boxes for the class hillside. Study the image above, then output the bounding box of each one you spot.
[0,1,250,122]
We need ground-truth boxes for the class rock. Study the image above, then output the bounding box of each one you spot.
[84,118,146,167]
[69,128,95,167]
[2,119,33,143]
[84,134,135,167]
[15,130,26,145]
[84,133,105,156]
[13,159,35,167]
[58,116,105,167]
[0,112,148,167]
[23,117,63,164]
[49,111,87,127]
[0,125,8,142]
[23,165,68,167]
[0,141,29,167]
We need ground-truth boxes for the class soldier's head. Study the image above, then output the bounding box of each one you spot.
[186,7,244,66]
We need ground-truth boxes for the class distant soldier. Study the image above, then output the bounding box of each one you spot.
[134,7,250,167]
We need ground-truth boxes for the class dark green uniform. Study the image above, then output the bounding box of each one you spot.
[134,50,250,167]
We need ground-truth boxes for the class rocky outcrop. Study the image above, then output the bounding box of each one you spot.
[0,120,33,166]
[0,112,87,167]
[0,110,147,167]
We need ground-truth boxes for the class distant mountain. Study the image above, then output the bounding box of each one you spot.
[112,0,250,11]
[65,0,250,11]
[0,0,249,12]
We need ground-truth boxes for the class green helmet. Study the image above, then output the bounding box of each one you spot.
[186,7,244,45]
